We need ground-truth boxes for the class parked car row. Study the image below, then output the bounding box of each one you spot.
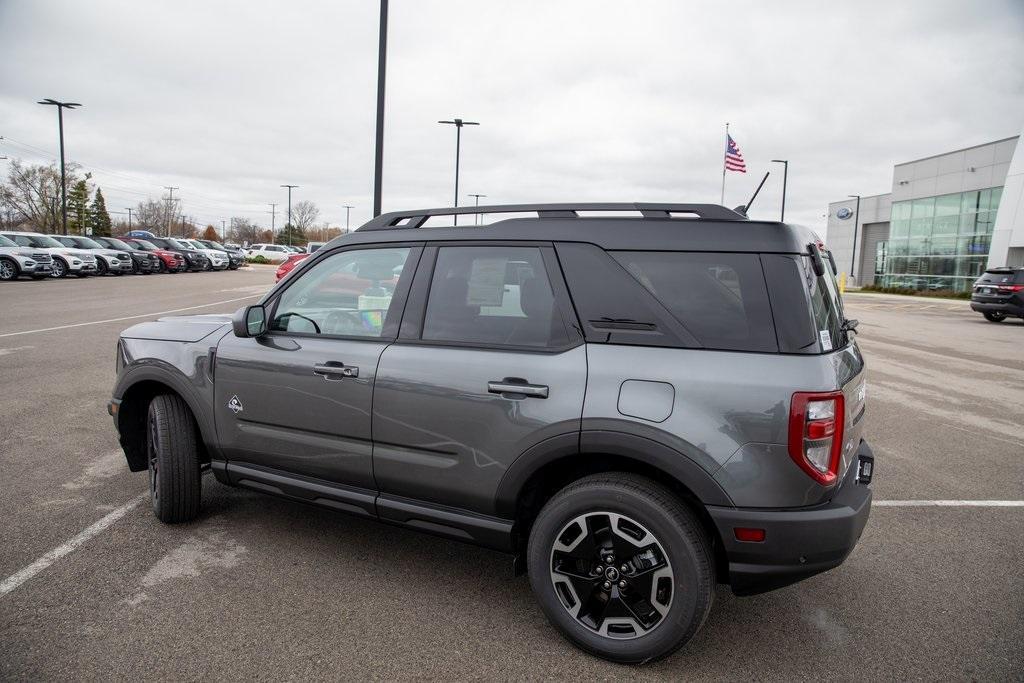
[274,242,327,281]
[0,231,246,281]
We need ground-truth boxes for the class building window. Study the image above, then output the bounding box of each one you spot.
[883,187,1003,292]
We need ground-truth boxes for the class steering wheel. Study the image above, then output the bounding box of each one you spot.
[323,309,368,336]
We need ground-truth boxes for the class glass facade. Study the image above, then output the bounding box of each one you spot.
[880,186,1002,292]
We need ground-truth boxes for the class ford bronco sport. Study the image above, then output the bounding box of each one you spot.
[109,203,874,663]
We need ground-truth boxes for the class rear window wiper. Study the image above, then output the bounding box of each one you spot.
[589,317,658,331]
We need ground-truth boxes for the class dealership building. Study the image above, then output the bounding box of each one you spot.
[825,133,1023,292]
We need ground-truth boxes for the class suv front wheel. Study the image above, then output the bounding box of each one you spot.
[147,394,202,523]
[527,473,714,663]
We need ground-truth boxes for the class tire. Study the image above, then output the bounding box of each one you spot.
[75,271,90,278]
[96,258,108,276]
[50,258,68,278]
[527,473,715,664]
[130,259,140,274]
[0,257,18,281]
[158,260,168,274]
[146,394,202,523]
[983,311,1006,323]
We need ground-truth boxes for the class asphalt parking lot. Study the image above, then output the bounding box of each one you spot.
[1,274,1022,680]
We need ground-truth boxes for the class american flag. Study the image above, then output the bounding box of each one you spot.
[725,134,746,173]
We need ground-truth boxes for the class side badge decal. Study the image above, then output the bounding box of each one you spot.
[228,395,244,414]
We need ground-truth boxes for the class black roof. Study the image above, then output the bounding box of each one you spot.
[331,203,817,254]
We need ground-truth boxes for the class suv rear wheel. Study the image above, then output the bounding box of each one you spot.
[983,311,1007,323]
[527,473,714,663]
[147,394,202,523]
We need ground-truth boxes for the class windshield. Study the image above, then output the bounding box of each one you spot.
[202,240,226,250]
[132,239,158,250]
[0,235,16,247]
[28,235,65,248]
[148,238,172,249]
[102,238,132,250]
[168,239,191,250]
[75,237,104,249]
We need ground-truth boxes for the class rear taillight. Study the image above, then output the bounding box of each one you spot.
[788,391,845,486]
[996,284,1024,293]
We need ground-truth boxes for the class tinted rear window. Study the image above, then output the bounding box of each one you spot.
[978,270,1022,284]
[609,251,777,352]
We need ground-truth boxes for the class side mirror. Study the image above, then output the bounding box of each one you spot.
[232,305,266,338]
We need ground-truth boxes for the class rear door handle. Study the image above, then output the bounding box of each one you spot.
[488,380,549,399]
[313,361,359,379]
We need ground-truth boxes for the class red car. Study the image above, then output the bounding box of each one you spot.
[275,252,309,281]
[122,238,187,273]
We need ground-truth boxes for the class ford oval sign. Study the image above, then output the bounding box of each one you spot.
[836,207,853,220]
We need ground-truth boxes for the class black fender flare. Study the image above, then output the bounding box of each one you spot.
[493,430,733,519]
[114,363,221,468]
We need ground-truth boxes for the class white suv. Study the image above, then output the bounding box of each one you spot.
[178,239,229,270]
[245,243,290,263]
[0,234,53,280]
[52,235,134,275]
[0,231,98,278]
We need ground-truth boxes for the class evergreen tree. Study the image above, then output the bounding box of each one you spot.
[68,179,90,235]
[278,223,307,246]
[89,188,113,237]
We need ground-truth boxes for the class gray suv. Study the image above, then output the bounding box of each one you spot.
[109,203,873,663]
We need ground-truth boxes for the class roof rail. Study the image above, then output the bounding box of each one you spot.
[357,202,746,231]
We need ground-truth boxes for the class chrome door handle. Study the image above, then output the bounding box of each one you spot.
[488,380,549,398]
[313,362,359,379]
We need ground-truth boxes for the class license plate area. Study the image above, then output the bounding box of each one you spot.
[857,452,874,484]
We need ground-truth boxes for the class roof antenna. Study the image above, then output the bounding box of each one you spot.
[733,171,770,218]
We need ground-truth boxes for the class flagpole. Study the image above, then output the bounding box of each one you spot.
[720,122,729,205]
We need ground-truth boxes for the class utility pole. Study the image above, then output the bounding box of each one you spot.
[268,203,277,235]
[37,99,82,235]
[163,186,178,237]
[126,207,133,230]
[771,159,789,222]
[221,219,226,241]
[280,186,297,246]
[373,0,389,217]
[468,194,487,225]
[438,118,479,226]
[343,205,354,232]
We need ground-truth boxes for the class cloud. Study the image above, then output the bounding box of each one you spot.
[1,0,1021,230]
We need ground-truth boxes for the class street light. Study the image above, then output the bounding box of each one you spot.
[848,194,862,283]
[280,185,298,246]
[468,194,486,225]
[343,205,354,232]
[37,98,82,235]
[373,0,388,217]
[771,159,788,222]
[438,118,479,225]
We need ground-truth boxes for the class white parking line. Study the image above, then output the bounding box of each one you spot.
[874,500,1024,507]
[0,295,262,339]
[0,492,147,598]
[0,345,34,356]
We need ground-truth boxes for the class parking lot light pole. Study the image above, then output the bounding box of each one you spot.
[438,118,479,225]
[469,194,486,225]
[771,159,788,222]
[280,185,297,246]
[848,194,861,283]
[343,205,354,232]
[37,99,82,235]
[373,0,388,218]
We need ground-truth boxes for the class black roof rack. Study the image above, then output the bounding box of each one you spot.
[358,202,746,231]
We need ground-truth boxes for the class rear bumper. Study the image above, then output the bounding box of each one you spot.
[708,440,874,596]
[970,300,1023,316]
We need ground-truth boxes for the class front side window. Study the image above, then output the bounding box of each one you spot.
[270,247,410,338]
[422,246,568,348]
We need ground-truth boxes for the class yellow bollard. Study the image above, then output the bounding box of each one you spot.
[839,272,847,294]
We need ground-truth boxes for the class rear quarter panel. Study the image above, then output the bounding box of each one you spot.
[583,343,849,508]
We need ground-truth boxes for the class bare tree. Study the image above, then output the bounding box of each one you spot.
[290,200,320,230]
[0,159,84,233]
[228,217,261,246]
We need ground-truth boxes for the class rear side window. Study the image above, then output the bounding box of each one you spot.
[610,251,777,352]
[422,246,569,348]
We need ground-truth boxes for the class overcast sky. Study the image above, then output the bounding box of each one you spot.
[1,0,1022,233]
